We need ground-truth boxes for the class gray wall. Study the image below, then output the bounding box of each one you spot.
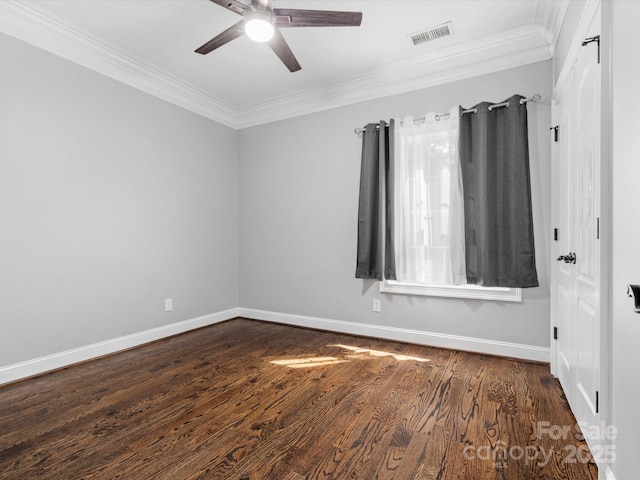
[610,1,640,477]
[0,33,239,366]
[239,60,552,348]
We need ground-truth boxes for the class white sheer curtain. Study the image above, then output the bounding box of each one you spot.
[392,107,466,285]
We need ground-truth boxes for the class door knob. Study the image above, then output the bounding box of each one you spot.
[556,252,576,264]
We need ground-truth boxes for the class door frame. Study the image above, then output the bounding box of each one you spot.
[550,0,611,476]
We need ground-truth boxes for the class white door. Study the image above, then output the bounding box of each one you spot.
[552,6,602,454]
[573,14,601,438]
[554,72,576,404]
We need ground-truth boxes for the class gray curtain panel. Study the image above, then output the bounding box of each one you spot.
[459,94,539,288]
[355,121,397,280]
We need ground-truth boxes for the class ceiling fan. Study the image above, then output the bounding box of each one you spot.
[195,0,363,72]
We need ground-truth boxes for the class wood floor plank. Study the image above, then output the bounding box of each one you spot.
[0,318,598,480]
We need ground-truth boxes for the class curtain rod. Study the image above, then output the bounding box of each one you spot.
[354,94,541,136]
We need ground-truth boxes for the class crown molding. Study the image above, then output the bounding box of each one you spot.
[0,0,553,130]
[533,0,569,56]
[236,26,551,128]
[0,0,239,128]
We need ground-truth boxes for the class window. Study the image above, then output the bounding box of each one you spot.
[386,110,521,302]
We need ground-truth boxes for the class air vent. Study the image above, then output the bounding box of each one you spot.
[410,21,453,46]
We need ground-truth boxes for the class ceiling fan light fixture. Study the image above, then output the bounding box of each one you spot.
[244,10,274,42]
[196,0,362,73]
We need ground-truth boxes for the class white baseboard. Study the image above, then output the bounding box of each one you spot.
[0,308,240,386]
[237,308,550,363]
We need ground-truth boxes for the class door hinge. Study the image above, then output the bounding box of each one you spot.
[550,125,559,142]
[554,228,558,241]
[582,35,601,64]
[553,326,558,340]
[596,390,599,413]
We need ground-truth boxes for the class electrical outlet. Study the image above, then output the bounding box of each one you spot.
[372,299,381,313]
[165,298,173,312]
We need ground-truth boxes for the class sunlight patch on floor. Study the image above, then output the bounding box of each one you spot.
[270,345,430,369]
[329,344,431,363]
[270,357,348,368]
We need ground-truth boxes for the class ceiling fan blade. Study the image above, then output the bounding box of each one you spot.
[274,9,362,28]
[268,28,301,72]
[195,20,244,55]
[209,0,249,15]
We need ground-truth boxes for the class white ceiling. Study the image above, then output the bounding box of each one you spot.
[0,0,565,128]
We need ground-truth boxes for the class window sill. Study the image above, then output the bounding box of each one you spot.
[380,280,522,302]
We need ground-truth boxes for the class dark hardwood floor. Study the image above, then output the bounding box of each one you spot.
[0,318,597,479]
